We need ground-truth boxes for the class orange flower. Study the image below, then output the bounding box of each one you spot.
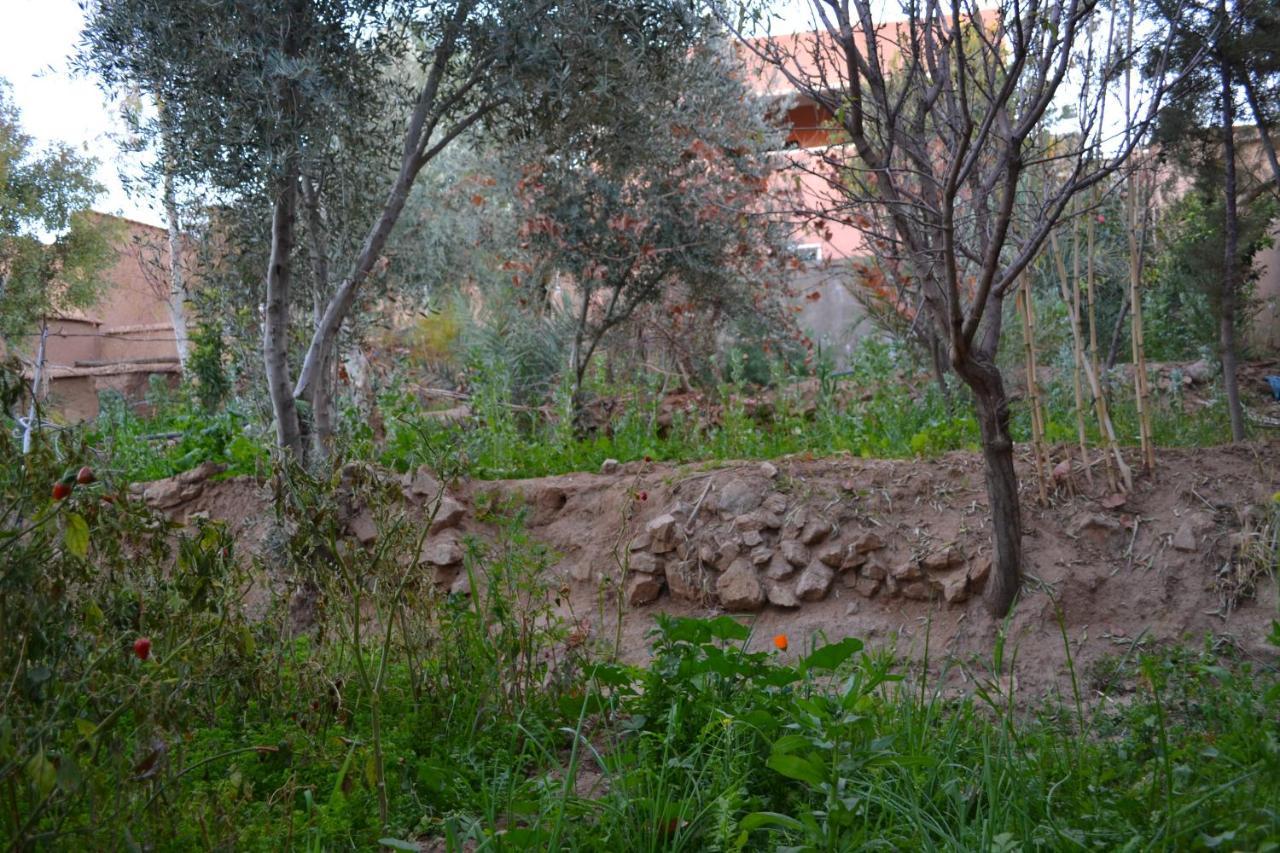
[773,634,788,652]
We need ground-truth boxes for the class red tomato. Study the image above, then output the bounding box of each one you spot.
[52,482,72,501]
[133,637,152,661]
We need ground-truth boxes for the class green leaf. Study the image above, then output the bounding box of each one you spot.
[64,512,89,558]
[377,839,420,851]
[801,636,864,672]
[766,752,825,787]
[26,750,56,799]
[740,811,806,832]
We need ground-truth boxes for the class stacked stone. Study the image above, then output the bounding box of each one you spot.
[620,464,991,611]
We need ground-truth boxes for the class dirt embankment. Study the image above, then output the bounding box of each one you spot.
[144,442,1280,700]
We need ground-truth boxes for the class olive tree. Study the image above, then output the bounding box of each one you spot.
[81,0,718,459]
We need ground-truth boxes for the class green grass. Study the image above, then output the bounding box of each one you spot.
[3,429,1277,850]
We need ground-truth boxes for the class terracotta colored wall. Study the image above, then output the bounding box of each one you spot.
[1250,233,1280,354]
[38,215,179,371]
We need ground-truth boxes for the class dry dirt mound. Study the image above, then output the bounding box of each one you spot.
[136,442,1280,700]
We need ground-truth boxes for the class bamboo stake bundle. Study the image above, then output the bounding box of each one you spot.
[1122,0,1156,474]
[1017,274,1050,505]
[1083,190,1131,492]
[1051,227,1094,487]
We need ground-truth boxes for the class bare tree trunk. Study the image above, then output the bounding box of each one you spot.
[159,108,191,372]
[956,355,1023,617]
[1242,71,1280,195]
[21,317,48,454]
[1221,46,1247,442]
[302,176,335,460]
[1105,289,1131,371]
[264,168,304,459]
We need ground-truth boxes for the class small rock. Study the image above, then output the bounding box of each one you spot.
[762,493,788,515]
[795,562,835,601]
[891,561,923,582]
[852,576,881,598]
[734,512,767,533]
[782,508,808,539]
[646,514,681,554]
[429,495,466,533]
[845,602,860,616]
[716,558,765,612]
[1069,513,1122,545]
[967,556,991,589]
[178,482,204,503]
[600,458,621,475]
[900,581,933,600]
[713,539,741,570]
[1171,522,1197,552]
[629,552,662,574]
[142,478,184,509]
[421,534,464,567]
[177,460,225,485]
[759,461,779,479]
[666,560,707,602]
[765,580,800,608]
[630,530,652,551]
[625,573,665,606]
[347,509,378,545]
[851,531,886,554]
[1099,493,1127,510]
[1185,358,1214,384]
[921,547,962,573]
[840,549,868,572]
[750,546,773,566]
[449,571,474,597]
[935,571,969,604]
[409,466,442,496]
[716,478,763,516]
[740,529,763,548]
[569,560,594,582]
[861,559,888,580]
[764,555,797,580]
[667,501,695,523]
[816,542,847,568]
[799,518,834,546]
[781,540,810,567]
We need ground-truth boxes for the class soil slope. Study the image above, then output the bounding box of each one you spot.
[157,442,1280,701]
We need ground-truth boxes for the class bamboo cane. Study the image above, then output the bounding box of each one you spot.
[1017,275,1049,505]
[1126,160,1157,472]
[1051,226,1094,487]
[1084,189,1129,492]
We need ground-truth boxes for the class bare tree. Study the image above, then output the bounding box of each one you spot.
[721,0,1195,614]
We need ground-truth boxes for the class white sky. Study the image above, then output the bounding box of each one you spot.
[0,0,155,224]
[0,0,827,230]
